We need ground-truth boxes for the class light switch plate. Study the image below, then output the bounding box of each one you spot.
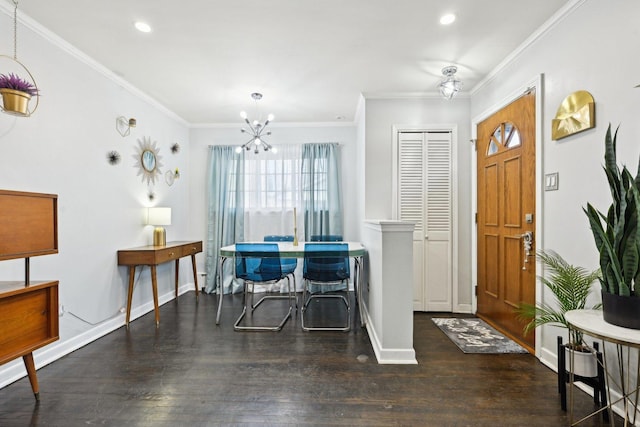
[545,172,559,191]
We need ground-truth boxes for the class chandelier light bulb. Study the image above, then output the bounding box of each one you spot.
[240,111,247,119]
[267,114,275,122]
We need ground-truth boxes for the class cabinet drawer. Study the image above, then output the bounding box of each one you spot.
[0,282,59,364]
[155,247,181,264]
[181,241,202,257]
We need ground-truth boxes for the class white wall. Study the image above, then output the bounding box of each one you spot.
[0,4,190,387]
[362,96,473,306]
[470,0,640,367]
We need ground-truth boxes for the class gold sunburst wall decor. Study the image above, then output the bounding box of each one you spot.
[133,136,163,185]
[551,90,595,140]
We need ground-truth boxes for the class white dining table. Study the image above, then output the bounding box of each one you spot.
[216,241,367,327]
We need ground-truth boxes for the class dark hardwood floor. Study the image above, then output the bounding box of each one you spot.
[0,292,616,426]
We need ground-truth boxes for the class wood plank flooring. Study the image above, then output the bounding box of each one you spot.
[0,292,617,426]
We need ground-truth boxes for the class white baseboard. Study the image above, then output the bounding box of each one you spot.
[0,284,194,390]
[454,303,473,313]
[362,304,417,365]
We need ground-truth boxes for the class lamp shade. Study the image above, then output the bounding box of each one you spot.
[147,207,171,226]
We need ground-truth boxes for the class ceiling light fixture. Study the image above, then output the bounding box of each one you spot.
[237,92,274,154]
[439,66,463,100]
[439,13,456,25]
[134,21,152,33]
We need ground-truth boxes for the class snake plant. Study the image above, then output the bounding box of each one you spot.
[583,124,640,296]
[517,250,600,347]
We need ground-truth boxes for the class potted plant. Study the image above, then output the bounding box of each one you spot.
[0,72,39,116]
[517,249,601,377]
[584,124,640,329]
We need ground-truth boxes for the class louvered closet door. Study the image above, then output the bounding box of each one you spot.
[398,131,452,312]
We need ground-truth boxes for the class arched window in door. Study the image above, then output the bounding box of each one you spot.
[487,122,521,156]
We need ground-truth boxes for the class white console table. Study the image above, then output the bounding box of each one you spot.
[566,309,640,426]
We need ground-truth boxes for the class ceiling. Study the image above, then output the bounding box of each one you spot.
[8,0,569,124]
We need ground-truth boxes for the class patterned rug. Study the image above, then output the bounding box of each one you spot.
[432,317,528,354]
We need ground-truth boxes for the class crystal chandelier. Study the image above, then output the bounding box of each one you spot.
[439,66,463,100]
[237,92,274,154]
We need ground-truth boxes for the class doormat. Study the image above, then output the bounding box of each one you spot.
[432,317,528,354]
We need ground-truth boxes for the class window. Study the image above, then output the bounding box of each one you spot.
[487,122,521,156]
[242,144,302,210]
[302,156,329,207]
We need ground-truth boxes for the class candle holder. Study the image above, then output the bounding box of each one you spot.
[293,208,299,246]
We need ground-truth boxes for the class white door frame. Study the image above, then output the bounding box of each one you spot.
[470,74,544,356]
[391,123,460,312]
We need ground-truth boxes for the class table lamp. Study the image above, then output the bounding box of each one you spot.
[147,207,171,246]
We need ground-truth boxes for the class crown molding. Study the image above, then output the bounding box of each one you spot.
[0,0,189,127]
[470,0,587,95]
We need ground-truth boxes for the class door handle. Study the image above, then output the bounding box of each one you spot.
[519,231,534,270]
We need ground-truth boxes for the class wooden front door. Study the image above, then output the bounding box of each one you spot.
[476,90,536,352]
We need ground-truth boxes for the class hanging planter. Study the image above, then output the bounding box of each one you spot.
[0,88,30,115]
[0,71,38,116]
[0,1,40,117]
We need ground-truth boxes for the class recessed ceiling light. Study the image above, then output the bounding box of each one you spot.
[439,13,456,25]
[134,21,152,33]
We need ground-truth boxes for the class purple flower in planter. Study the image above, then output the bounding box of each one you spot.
[0,73,39,96]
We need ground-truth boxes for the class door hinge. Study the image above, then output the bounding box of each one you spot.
[475,212,478,224]
[474,285,478,296]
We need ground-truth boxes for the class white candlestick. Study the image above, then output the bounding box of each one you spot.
[293,207,297,229]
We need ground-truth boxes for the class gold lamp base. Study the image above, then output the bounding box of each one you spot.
[153,227,166,246]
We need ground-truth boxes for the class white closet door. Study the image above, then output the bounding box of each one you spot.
[398,133,425,311]
[398,131,452,312]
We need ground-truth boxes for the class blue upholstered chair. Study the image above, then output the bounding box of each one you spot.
[233,243,294,331]
[301,242,351,331]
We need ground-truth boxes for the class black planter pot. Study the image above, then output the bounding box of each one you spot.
[602,291,640,329]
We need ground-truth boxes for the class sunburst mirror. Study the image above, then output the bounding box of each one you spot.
[133,136,163,185]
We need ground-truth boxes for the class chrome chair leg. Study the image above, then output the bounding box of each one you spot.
[301,278,351,332]
[234,278,294,332]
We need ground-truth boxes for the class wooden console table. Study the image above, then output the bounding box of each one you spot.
[117,241,202,326]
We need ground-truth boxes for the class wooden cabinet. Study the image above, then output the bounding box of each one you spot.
[0,190,59,400]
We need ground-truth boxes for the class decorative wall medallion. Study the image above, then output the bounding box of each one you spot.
[165,170,175,186]
[133,137,163,185]
[107,150,121,165]
[165,168,180,186]
[551,90,595,140]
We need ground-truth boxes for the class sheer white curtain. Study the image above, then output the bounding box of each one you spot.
[242,144,304,241]
[241,144,304,291]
